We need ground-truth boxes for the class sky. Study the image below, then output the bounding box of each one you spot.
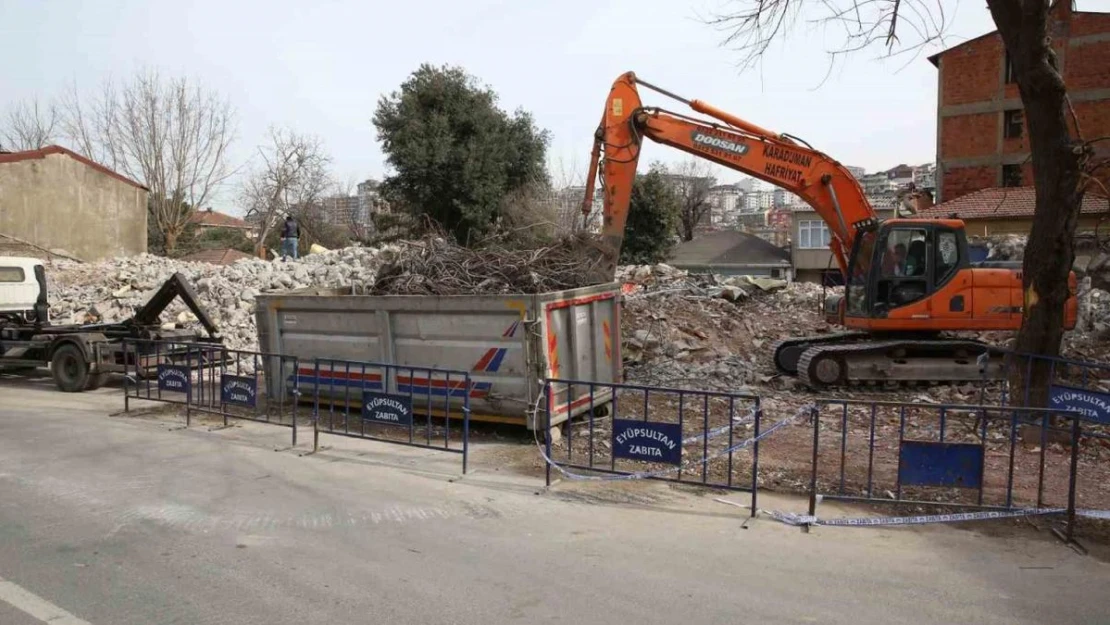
[2,0,1106,213]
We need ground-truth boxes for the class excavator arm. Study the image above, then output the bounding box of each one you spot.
[584,71,877,277]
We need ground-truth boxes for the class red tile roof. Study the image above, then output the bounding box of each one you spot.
[188,209,250,229]
[0,145,147,190]
[916,186,1110,220]
[180,248,255,265]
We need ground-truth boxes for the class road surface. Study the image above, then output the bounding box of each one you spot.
[0,377,1105,624]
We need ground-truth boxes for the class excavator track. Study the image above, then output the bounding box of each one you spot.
[796,338,1010,389]
[771,332,869,375]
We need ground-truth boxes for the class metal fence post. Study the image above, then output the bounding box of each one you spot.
[544,381,552,488]
[313,359,321,453]
[1066,417,1081,544]
[462,373,471,475]
[750,398,762,519]
[124,340,131,413]
[291,357,299,448]
[185,346,192,428]
[807,405,820,533]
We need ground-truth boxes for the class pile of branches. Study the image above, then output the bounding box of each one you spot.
[370,234,613,295]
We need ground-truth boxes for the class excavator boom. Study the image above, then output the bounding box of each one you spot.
[585,71,874,277]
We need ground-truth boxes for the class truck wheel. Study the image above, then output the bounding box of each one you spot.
[51,344,90,393]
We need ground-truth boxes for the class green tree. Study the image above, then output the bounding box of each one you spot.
[620,169,680,265]
[373,64,551,244]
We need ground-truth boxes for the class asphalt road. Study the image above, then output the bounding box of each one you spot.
[0,377,1106,624]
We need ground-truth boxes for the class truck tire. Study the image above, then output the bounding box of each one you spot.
[51,344,90,393]
[85,373,109,391]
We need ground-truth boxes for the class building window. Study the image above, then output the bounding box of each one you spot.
[1003,109,1023,139]
[1002,164,1023,187]
[798,220,831,249]
[1004,52,1016,84]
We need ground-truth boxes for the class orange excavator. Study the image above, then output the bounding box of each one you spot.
[582,72,1078,388]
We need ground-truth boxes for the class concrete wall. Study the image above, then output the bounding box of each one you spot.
[0,152,147,261]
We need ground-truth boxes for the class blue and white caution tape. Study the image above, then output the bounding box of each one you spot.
[541,404,813,483]
[746,506,1110,527]
[681,407,757,445]
[1078,509,1110,520]
[761,507,1067,527]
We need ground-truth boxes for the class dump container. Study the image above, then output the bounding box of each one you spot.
[254,283,621,430]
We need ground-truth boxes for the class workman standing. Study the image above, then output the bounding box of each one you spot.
[280,215,299,260]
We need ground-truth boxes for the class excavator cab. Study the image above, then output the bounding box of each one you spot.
[843,220,967,322]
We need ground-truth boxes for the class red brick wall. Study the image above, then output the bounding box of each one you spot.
[938,8,1110,202]
[939,37,1003,106]
[943,166,996,201]
[1072,11,1110,37]
[1065,40,1110,90]
[941,114,996,159]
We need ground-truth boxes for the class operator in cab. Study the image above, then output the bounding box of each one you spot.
[881,243,907,276]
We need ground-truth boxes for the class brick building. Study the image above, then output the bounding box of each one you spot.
[930,2,1110,202]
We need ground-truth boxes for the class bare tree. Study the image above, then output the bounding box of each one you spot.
[709,0,1098,404]
[669,159,717,241]
[59,71,237,253]
[331,174,372,242]
[549,156,602,234]
[0,98,58,151]
[240,127,333,254]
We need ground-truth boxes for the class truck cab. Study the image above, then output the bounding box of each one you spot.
[0,257,48,324]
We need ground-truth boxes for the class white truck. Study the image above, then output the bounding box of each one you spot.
[0,256,222,392]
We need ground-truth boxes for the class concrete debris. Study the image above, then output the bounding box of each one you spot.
[981,234,1026,261]
[617,260,1110,396]
[617,265,833,391]
[49,246,397,352]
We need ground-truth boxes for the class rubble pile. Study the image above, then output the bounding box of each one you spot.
[1085,251,1110,292]
[617,260,1110,394]
[45,234,608,352]
[617,264,832,390]
[982,234,1026,261]
[48,246,396,351]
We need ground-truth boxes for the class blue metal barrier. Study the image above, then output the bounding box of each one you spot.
[121,341,471,473]
[998,350,1110,425]
[804,398,1095,541]
[542,377,764,514]
[307,357,471,473]
[123,339,302,445]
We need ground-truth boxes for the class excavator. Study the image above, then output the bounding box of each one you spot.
[582,71,1078,388]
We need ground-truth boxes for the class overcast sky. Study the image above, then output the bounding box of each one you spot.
[3,0,1106,211]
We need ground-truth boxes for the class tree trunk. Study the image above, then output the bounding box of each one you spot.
[164,228,179,255]
[988,0,1084,410]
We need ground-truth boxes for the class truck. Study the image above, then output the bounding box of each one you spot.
[0,256,222,392]
[254,283,621,431]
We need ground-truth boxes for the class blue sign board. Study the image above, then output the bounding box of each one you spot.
[1050,384,1110,425]
[898,441,984,489]
[157,364,191,394]
[612,419,683,465]
[220,374,257,408]
[362,391,413,426]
